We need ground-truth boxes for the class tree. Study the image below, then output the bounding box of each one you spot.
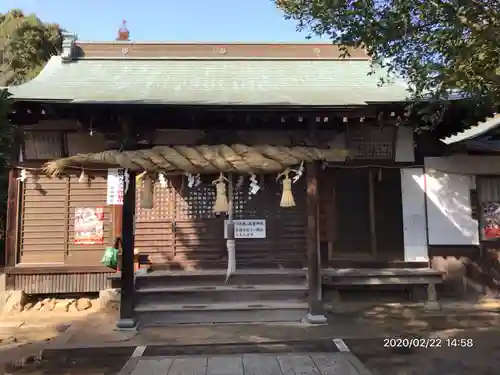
[274,0,500,109]
[0,9,63,85]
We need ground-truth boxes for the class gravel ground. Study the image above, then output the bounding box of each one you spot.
[2,347,134,375]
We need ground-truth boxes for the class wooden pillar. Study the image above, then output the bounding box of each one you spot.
[304,161,327,324]
[5,168,19,268]
[368,169,377,255]
[226,174,236,280]
[116,169,137,329]
[111,205,123,244]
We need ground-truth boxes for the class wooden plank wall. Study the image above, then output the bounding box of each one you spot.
[19,171,111,266]
[21,173,67,264]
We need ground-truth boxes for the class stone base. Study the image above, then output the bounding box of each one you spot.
[425,301,441,310]
[302,313,328,325]
[0,271,5,293]
[0,290,26,314]
[99,288,120,309]
[324,289,341,304]
[116,317,137,330]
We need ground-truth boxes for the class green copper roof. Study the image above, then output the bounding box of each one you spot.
[7,56,410,106]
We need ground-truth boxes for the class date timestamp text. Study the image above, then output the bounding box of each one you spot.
[384,337,474,348]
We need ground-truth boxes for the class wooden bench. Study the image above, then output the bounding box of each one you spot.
[322,268,444,306]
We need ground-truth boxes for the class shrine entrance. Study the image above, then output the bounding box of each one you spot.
[134,174,307,270]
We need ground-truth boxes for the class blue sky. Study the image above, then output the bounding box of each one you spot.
[1,0,325,42]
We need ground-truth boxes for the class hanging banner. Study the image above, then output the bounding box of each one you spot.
[74,207,104,245]
[106,168,125,205]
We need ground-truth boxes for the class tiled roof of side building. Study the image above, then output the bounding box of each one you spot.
[441,114,500,145]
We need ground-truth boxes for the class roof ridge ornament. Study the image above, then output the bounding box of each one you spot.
[61,32,77,62]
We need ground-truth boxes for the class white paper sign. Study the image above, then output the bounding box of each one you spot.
[106,168,125,205]
[224,219,266,239]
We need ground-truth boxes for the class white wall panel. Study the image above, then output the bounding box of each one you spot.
[400,168,428,262]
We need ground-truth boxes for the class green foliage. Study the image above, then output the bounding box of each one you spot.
[0,9,63,85]
[274,0,500,109]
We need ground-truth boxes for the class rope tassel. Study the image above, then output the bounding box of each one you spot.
[212,172,229,213]
[277,169,296,208]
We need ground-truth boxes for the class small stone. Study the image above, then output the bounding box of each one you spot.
[55,300,72,312]
[11,303,23,313]
[0,335,17,344]
[0,291,27,314]
[42,300,56,311]
[33,301,43,310]
[76,298,92,311]
[99,289,120,310]
[55,323,72,333]
[68,303,78,313]
[22,302,34,312]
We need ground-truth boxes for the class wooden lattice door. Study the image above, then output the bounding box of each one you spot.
[135,179,177,265]
[173,177,226,267]
[232,175,307,268]
[135,176,225,269]
[135,175,307,269]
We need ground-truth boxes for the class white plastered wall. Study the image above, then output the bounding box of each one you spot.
[424,156,479,246]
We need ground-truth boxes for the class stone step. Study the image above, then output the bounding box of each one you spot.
[136,284,308,304]
[135,269,307,289]
[134,301,308,325]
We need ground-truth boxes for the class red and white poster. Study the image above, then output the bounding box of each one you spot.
[74,207,104,245]
[482,202,500,240]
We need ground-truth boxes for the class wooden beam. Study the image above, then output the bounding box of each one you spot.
[305,160,327,324]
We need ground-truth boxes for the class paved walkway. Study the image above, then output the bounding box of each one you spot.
[120,352,370,375]
[116,338,372,374]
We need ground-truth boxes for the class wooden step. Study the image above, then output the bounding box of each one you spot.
[151,259,307,271]
[135,269,307,288]
[322,268,443,286]
[136,284,308,304]
[134,301,308,325]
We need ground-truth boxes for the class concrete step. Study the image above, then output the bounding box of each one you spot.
[134,301,308,325]
[136,284,308,304]
[135,269,307,289]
